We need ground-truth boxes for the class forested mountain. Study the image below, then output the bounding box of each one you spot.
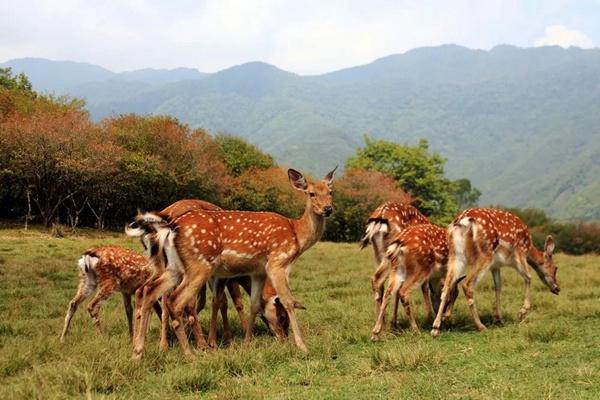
[3,45,599,219]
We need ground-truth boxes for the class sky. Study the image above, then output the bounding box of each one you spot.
[1,0,598,74]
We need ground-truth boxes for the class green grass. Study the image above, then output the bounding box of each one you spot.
[0,226,598,399]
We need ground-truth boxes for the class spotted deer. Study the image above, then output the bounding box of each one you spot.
[129,199,289,350]
[129,167,336,358]
[371,224,461,340]
[59,246,161,342]
[431,208,560,336]
[360,202,431,326]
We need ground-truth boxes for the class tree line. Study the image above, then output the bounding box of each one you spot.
[1,68,597,254]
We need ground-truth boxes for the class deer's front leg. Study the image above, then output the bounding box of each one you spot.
[515,258,532,320]
[491,268,503,324]
[266,264,307,353]
[208,278,227,348]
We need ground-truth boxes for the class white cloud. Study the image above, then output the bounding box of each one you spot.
[534,25,594,49]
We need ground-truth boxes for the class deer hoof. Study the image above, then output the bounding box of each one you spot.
[430,328,440,337]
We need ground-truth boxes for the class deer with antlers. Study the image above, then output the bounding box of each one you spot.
[431,208,560,336]
[371,223,452,340]
[129,199,289,350]
[59,246,162,342]
[360,202,432,326]
[129,167,336,358]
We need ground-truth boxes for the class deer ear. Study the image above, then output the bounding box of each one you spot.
[545,235,555,255]
[324,165,338,184]
[288,168,308,191]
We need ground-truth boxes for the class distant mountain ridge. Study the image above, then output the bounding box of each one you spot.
[2,45,599,219]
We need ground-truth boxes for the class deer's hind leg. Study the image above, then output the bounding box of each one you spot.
[60,273,97,342]
[372,262,405,340]
[87,278,118,335]
[168,260,213,358]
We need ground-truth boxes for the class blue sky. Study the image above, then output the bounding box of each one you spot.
[1,0,598,74]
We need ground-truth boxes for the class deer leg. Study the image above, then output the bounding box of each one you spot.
[491,268,503,324]
[372,263,404,340]
[421,281,434,320]
[515,257,532,320]
[60,275,96,342]
[391,293,400,330]
[244,274,266,343]
[168,264,212,358]
[87,279,117,335]
[196,284,207,313]
[208,278,227,348]
[159,296,170,351]
[266,265,308,352]
[371,258,391,317]
[462,255,494,332]
[442,280,461,323]
[122,293,134,340]
[227,279,250,337]
[184,297,208,351]
[431,252,467,337]
[220,282,233,344]
[399,276,423,332]
[132,270,180,360]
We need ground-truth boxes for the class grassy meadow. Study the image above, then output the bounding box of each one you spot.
[0,225,598,399]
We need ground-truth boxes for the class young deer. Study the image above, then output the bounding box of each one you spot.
[371,224,451,339]
[130,167,336,358]
[431,208,560,336]
[59,246,161,342]
[360,202,431,326]
[130,199,289,350]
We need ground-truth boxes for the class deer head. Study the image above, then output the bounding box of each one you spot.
[288,166,337,217]
[530,236,560,295]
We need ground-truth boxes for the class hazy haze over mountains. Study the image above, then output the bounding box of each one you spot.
[2,45,599,219]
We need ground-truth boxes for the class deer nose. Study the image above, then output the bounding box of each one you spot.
[323,205,333,216]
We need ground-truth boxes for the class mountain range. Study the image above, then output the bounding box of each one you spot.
[2,44,599,220]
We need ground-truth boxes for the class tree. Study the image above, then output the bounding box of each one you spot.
[346,136,459,223]
[0,67,33,94]
[324,168,413,241]
[452,178,481,209]
[215,134,274,176]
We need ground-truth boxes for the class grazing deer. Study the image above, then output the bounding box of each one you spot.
[129,167,336,359]
[205,276,289,347]
[360,202,431,326]
[371,224,458,340]
[130,199,289,350]
[431,208,560,336]
[59,246,161,342]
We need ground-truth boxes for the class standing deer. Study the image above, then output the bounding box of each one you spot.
[360,202,431,326]
[129,199,289,350]
[130,167,336,358]
[431,208,560,336]
[371,223,451,340]
[59,246,161,342]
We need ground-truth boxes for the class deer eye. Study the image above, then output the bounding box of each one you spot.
[309,192,316,197]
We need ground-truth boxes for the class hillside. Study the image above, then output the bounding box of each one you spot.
[2,45,599,219]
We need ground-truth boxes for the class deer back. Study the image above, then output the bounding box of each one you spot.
[172,209,301,276]
[386,224,448,277]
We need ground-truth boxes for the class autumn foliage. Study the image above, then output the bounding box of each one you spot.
[1,71,410,237]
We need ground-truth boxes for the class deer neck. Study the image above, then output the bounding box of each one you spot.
[292,198,326,254]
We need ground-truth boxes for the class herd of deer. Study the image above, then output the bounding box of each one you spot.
[59,167,560,359]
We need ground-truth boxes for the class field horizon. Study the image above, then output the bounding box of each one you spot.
[0,226,598,399]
